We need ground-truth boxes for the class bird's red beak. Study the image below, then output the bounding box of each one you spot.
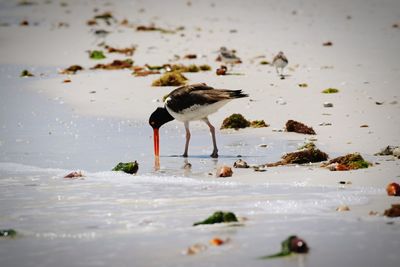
[153,128,160,157]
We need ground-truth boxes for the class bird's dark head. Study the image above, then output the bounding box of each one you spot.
[149,107,174,129]
[149,107,174,157]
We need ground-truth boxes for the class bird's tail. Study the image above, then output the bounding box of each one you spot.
[226,89,249,99]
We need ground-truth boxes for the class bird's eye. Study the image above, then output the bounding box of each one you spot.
[151,121,155,125]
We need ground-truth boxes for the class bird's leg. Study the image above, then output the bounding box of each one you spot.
[183,121,190,157]
[203,118,218,158]
[276,66,280,75]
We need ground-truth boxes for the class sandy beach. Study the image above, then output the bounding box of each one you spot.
[1,0,400,266]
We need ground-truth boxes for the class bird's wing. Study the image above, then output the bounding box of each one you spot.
[165,84,238,113]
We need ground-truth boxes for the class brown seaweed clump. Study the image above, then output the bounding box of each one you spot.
[59,65,84,74]
[151,71,188,86]
[321,153,371,171]
[91,59,133,70]
[105,45,136,56]
[266,144,328,167]
[384,204,400,217]
[64,171,84,179]
[221,114,250,129]
[133,70,161,77]
[285,120,316,135]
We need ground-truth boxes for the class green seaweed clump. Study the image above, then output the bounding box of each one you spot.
[89,50,106,60]
[260,60,270,65]
[220,114,250,129]
[152,71,188,86]
[193,211,238,226]
[322,88,339,94]
[112,161,139,174]
[20,70,34,77]
[323,153,371,170]
[260,235,309,259]
[0,229,17,238]
[250,120,269,128]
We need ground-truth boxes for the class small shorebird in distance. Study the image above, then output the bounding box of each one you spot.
[149,83,248,158]
[272,51,288,77]
[218,46,242,66]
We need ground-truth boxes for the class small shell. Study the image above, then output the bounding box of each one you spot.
[233,159,249,168]
[386,182,400,196]
[336,205,350,212]
[209,238,224,246]
[217,166,233,177]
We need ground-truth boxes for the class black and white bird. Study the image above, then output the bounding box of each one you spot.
[149,83,248,158]
[272,51,288,76]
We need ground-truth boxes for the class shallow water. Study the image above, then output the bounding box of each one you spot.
[1,65,400,267]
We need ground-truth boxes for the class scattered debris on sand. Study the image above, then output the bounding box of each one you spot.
[298,83,308,88]
[151,71,188,86]
[60,65,84,74]
[91,59,133,70]
[260,60,270,65]
[233,159,249,168]
[321,153,371,171]
[20,20,29,26]
[183,54,197,59]
[260,235,309,259]
[336,205,350,211]
[184,243,208,255]
[323,102,334,108]
[193,211,238,226]
[384,204,400,217]
[136,24,183,34]
[266,142,328,167]
[322,88,339,94]
[217,166,233,177]
[20,69,34,77]
[105,45,136,56]
[0,229,17,238]
[375,146,400,158]
[323,41,333,46]
[91,12,116,25]
[64,171,84,179]
[112,161,139,174]
[386,183,400,196]
[285,120,316,135]
[133,69,160,77]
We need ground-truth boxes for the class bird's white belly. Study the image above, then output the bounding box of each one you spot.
[166,100,230,122]
[274,58,287,68]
